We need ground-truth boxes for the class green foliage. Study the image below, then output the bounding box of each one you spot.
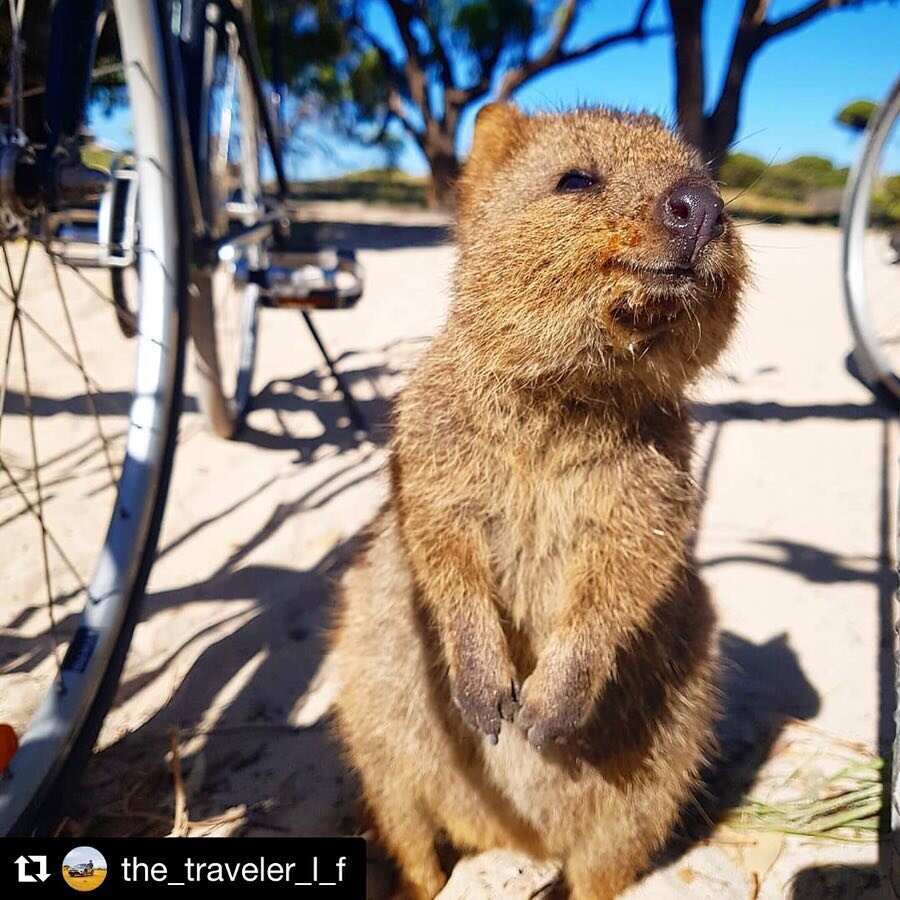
[251,0,352,105]
[756,155,848,202]
[719,152,767,189]
[836,99,878,132]
[717,150,870,224]
[451,0,533,74]
[81,145,115,172]
[718,152,851,203]
[871,173,900,225]
[348,48,387,118]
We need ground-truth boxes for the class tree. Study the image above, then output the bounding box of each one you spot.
[315,0,885,207]
[668,0,882,174]
[339,0,664,206]
[836,99,878,131]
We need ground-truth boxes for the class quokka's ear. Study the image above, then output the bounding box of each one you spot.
[457,103,526,205]
[470,103,525,165]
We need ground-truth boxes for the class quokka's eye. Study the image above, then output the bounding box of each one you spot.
[555,170,599,192]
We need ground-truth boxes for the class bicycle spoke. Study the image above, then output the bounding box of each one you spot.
[0,290,118,410]
[0,284,21,446]
[46,250,151,364]
[0,457,86,590]
[0,238,30,438]
[45,250,127,312]
[1,238,32,298]
[9,255,64,679]
[0,424,125,503]
[49,254,117,484]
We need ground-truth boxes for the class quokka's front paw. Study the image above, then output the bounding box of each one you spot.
[450,664,519,744]
[517,646,597,750]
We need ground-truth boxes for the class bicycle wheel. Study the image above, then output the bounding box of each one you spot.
[0,0,188,835]
[841,76,900,401]
[190,8,266,439]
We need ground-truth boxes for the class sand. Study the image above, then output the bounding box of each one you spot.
[5,207,895,897]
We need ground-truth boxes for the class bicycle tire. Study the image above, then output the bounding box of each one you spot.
[0,0,189,835]
[190,10,265,439]
[841,76,900,402]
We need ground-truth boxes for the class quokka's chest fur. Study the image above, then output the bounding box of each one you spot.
[412,404,698,640]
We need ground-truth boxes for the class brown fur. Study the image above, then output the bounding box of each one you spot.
[329,104,748,899]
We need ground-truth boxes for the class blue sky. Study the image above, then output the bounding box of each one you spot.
[291,0,900,179]
[90,1,900,180]
[63,846,107,869]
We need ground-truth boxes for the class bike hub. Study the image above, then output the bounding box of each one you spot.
[0,131,41,238]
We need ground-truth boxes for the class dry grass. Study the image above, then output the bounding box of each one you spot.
[62,870,108,892]
[726,720,884,844]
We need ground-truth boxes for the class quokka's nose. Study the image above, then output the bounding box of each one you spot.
[658,181,724,267]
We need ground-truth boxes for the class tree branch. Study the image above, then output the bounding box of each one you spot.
[385,0,433,118]
[711,0,766,116]
[761,0,860,40]
[414,0,455,93]
[386,86,426,146]
[706,0,862,163]
[496,0,661,101]
[361,109,395,147]
[494,0,579,99]
[384,0,423,62]
[669,0,706,150]
[350,18,425,146]
[452,42,503,106]
[351,12,405,83]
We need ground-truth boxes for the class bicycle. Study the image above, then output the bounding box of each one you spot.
[841,74,900,402]
[840,72,900,895]
[0,0,362,836]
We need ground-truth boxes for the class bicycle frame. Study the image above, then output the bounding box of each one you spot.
[38,0,288,262]
[42,0,106,149]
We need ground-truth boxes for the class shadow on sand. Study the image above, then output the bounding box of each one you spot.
[53,353,896,898]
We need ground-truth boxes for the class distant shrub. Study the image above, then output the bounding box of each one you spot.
[837,99,878,132]
[872,173,900,225]
[719,152,767,189]
[756,155,847,202]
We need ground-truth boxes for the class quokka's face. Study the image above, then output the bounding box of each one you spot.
[454,105,748,394]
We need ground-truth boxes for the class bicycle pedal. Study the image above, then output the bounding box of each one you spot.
[250,248,364,310]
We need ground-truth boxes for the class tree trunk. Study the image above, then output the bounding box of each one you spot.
[668,0,707,152]
[705,1,766,176]
[668,0,762,179]
[704,113,744,179]
[426,149,461,209]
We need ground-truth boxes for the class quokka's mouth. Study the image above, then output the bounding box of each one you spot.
[604,258,702,336]
[609,298,686,336]
[610,258,697,288]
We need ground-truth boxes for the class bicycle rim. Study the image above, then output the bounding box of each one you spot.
[0,0,187,834]
[191,11,265,439]
[841,77,900,401]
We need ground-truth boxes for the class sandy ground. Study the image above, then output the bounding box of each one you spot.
[3,207,898,897]
[62,870,108,892]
